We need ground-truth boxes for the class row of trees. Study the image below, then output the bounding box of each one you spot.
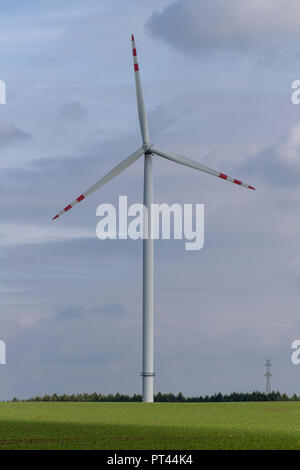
[11,390,299,402]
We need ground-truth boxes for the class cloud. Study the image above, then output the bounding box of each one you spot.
[56,304,125,320]
[278,121,300,170]
[0,122,30,146]
[57,101,87,123]
[146,0,300,56]
[148,106,178,137]
[0,223,94,247]
[1,0,300,400]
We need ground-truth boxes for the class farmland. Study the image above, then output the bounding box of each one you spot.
[0,402,299,450]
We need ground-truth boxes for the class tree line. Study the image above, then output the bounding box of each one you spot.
[10,391,300,402]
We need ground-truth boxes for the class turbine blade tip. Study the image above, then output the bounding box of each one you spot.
[249,185,256,190]
[131,34,135,42]
[52,215,59,221]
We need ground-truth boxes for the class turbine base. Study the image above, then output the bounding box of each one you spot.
[142,374,154,403]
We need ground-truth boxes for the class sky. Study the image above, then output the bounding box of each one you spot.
[1,0,300,399]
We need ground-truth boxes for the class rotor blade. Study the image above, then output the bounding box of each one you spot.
[52,147,144,220]
[131,34,150,146]
[150,145,256,190]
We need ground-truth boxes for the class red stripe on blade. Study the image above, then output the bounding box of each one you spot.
[234,179,242,185]
[133,48,137,57]
[77,195,85,203]
[64,205,72,212]
[134,63,139,72]
[132,34,135,42]
[52,215,59,221]
[248,186,256,190]
[219,173,228,180]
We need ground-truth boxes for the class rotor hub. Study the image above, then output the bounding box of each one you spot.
[143,143,152,154]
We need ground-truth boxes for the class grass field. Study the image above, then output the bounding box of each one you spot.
[0,401,300,450]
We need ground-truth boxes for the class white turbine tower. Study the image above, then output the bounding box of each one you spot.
[52,35,256,403]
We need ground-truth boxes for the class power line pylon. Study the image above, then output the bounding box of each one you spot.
[265,359,272,394]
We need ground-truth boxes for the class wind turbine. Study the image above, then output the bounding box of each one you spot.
[52,35,255,403]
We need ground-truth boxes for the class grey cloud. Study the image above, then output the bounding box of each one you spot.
[148,106,178,138]
[146,0,300,57]
[56,303,125,320]
[236,144,300,189]
[0,122,30,146]
[57,101,87,123]
[0,132,143,224]
[1,0,300,400]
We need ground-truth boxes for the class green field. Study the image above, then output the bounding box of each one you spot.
[0,401,300,450]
